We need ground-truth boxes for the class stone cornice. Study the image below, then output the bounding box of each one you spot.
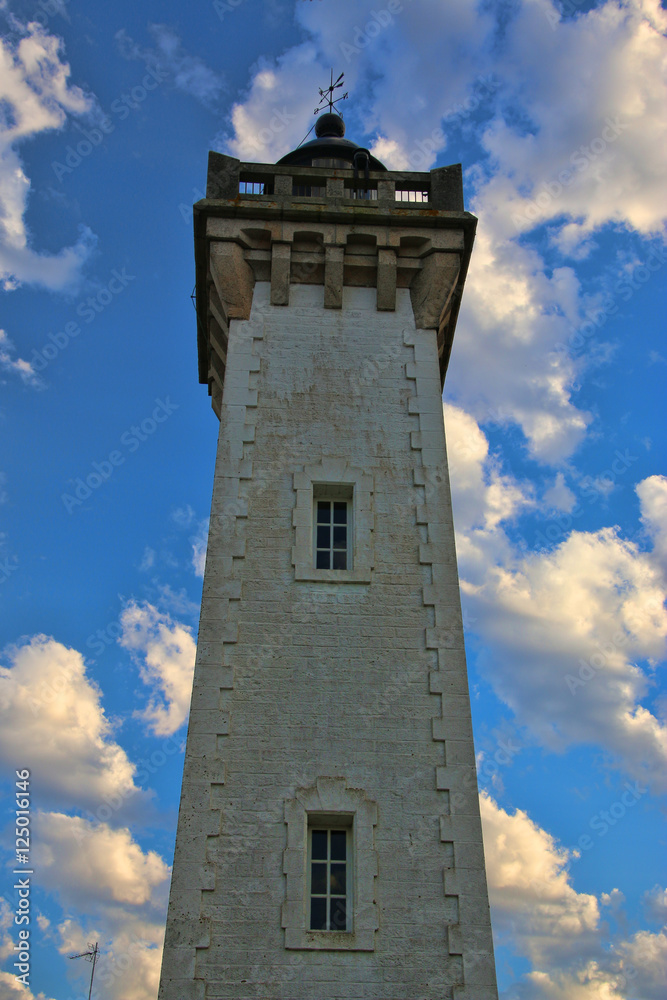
[193,153,477,416]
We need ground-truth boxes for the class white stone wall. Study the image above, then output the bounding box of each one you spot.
[158,283,497,1000]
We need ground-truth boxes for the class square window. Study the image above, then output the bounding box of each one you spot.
[308,825,352,933]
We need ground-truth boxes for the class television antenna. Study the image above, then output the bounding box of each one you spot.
[69,942,100,1000]
[315,69,348,116]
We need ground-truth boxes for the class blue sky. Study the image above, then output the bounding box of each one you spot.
[0,0,665,997]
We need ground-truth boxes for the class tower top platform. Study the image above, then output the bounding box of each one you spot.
[194,145,477,416]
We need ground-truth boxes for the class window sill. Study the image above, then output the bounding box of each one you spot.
[285,928,375,952]
[295,567,371,584]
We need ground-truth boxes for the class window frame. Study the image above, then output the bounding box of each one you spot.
[282,777,378,952]
[313,485,353,572]
[307,820,353,933]
[292,460,373,584]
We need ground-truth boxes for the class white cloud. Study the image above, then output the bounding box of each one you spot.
[222,1,666,461]
[34,812,169,908]
[0,329,42,387]
[58,918,164,1000]
[481,793,600,968]
[0,18,97,290]
[481,793,667,999]
[475,0,667,245]
[119,601,196,735]
[0,900,13,963]
[0,974,56,1000]
[223,43,323,162]
[638,475,667,573]
[116,24,224,109]
[643,884,667,923]
[446,406,667,792]
[31,815,168,1000]
[0,635,140,810]
[543,472,577,514]
[448,233,593,462]
[191,517,209,577]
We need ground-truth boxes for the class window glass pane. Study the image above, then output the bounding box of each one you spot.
[333,501,347,524]
[311,863,327,895]
[310,898,327,931]
[311,830,328,860]
[316,550,330,569]
[317,525,331,548]
[330,830,346,860]
[317,501,330,523]
[333,526,346,549]
[332,550,347,570]
[329,898,347,931]
[330,863,346,895]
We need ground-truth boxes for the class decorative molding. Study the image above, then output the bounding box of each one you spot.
[158,308,264,1000]
[282,777,378,952]
[292,458,374,583]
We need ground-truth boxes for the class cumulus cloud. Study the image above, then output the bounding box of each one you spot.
[482,793,667,999]
[638,475,667,573]
[58,918,164,1000]
[34,812,169,907]
[222,1,666,461]
[0,329,42,388]
[119,601,196,735]
[0,974,57,1000]
[448,233,593,462]
[475,0,667,244]
[446,405,667,792]
[191,517,209,577]
[643,884,667,923]
[0,635,139,810]
[116,24,224,109]
[0,18,96,291]
[481,793,600,967]
[32,816,168,1000]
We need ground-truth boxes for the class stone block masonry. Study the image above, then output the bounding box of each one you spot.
[158,282,497,999]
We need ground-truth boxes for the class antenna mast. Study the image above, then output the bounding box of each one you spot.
[69,942,100,1000]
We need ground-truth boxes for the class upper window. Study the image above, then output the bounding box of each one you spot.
[314,487,352,570]
[292,460,374,584]
[309,826,351,932]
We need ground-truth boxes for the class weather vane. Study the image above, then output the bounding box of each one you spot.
[315,69,348,117]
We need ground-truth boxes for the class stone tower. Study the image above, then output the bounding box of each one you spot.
[158,109,498,999]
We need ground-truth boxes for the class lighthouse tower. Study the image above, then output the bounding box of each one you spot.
[158,86,498,1000]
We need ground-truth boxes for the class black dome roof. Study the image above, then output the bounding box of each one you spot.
[277,113,386,171]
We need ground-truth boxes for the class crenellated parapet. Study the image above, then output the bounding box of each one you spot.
[194,153,476,417]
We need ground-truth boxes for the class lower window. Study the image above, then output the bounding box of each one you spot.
[308,827,350,932]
